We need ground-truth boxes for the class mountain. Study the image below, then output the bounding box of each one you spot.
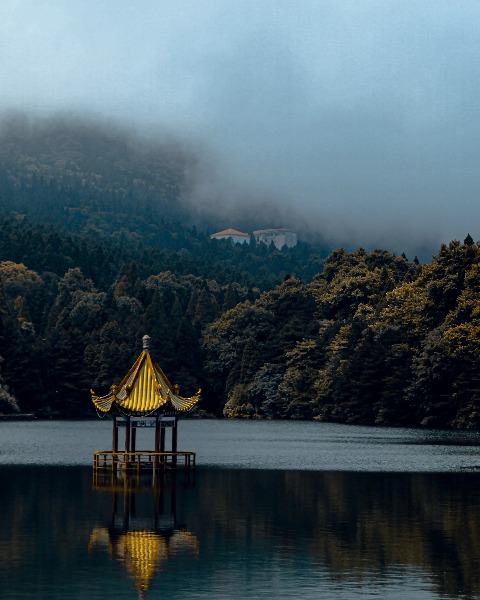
[0,116,330,417]
[2,114,476,431]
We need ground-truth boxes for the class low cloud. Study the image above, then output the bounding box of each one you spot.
[1,0,479,258]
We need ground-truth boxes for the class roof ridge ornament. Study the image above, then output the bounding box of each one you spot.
[142,334,151,352]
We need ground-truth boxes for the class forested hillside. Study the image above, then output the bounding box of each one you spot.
[0,216,326,417]
[1,116,479,429]
[0,117,327,416]
[0,114,191,234]
[205,239,480,428]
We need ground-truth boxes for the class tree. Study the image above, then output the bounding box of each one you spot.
[0,356,20,414]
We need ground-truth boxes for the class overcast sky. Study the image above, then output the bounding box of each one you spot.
[1,0,480,255]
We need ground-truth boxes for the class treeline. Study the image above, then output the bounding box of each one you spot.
[204,236,480,429]
[0,215,325,291]
[1,115,480,428]
[0,215,326,416]
[2,225,480,429]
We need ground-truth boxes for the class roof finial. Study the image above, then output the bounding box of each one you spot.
[142,335,151,352]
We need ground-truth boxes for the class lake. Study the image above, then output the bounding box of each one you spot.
[1,419,480,599]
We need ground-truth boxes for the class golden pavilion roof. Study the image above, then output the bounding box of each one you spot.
[91,335,201,415]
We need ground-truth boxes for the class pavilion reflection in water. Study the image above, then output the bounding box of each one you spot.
[89,470,198,598]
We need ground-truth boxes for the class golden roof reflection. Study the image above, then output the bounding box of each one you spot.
[89,527,199,597]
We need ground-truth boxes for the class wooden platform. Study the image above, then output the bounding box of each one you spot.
[93,450,196,472]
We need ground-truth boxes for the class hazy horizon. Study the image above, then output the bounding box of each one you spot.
[1,0,480,258]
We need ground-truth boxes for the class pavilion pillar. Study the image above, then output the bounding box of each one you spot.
[125,416,131,453]
[154,414,160,469]
[112,416,119,474]
[131,426,136,453]
[112,416,118,452]
[160,422,166,452]
[155,414,160,452]
[171,418,178,469]
[172,416,178,453]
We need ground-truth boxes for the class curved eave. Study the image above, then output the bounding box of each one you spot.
[91,352,201,415]
[91,391,115,413]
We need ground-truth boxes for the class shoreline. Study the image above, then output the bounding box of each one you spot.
[0,413,35,421]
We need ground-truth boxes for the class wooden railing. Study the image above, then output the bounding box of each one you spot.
[93,450,196,471]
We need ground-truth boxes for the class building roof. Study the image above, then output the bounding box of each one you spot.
[253,228,295,234]
[211,228,250,237]
[91,336,200,415]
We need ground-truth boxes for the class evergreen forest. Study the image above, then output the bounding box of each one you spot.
[0,116,479,429]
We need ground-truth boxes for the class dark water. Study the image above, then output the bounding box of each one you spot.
[1,420,480,599]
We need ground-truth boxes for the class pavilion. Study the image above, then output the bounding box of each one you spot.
[91,335,201,471]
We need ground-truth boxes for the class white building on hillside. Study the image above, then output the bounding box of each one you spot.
[253,229,297,249]
[210,228,251,244]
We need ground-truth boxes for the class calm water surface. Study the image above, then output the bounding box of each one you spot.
[1,420,480,599]
[2,419,480,471]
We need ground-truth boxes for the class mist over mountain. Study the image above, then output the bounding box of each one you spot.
[2,1,480,260]
[0,114,190,224]
[0,113,328,250]
[0,113,441,260]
